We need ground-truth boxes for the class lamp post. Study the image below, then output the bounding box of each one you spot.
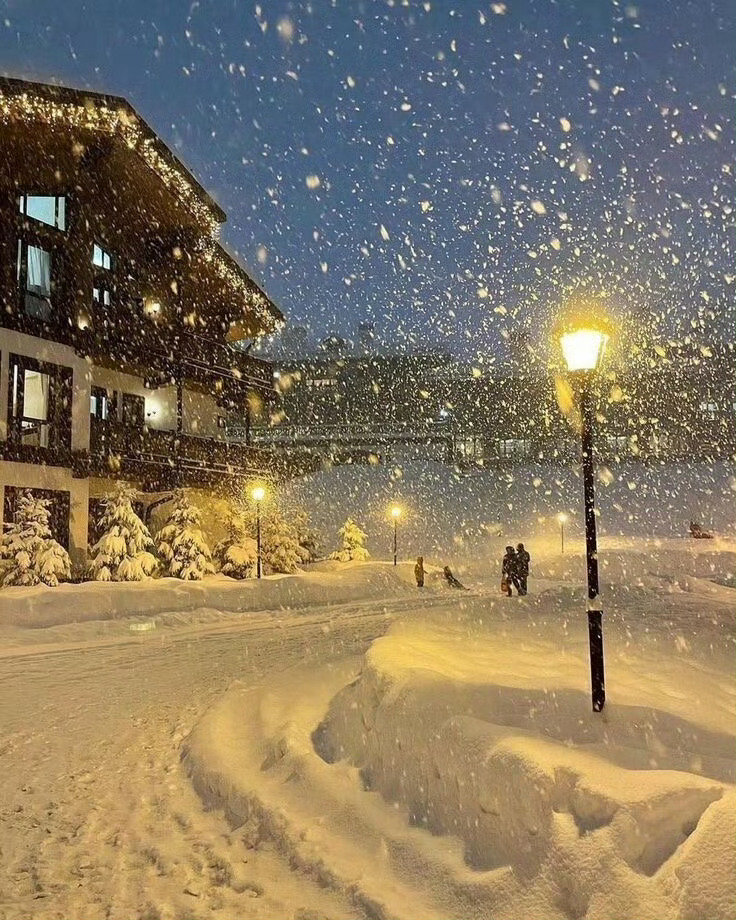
[252,485,265,578]
[557,513,568,554]
[560,327,608,712]
[391,506,401,566]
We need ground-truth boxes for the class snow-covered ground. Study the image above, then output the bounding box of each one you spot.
[184,536,736,920]
[1,462,734,919]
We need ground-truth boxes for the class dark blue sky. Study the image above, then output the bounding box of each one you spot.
[1,0,733,357]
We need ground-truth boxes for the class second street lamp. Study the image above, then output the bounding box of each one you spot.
[558,512,568,554]
[560,325,608,713]
[391,506,402,566]
[252,485,266,579]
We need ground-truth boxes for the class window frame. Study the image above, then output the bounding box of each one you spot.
[92,242,114,271]
[18,193,67,232]
[17,238,54,321]
[7,353,73,452]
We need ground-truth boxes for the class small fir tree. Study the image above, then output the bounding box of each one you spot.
[88,484,157,582]
[330,517,370,562]
[156,489,214,581]
[294,510,321,564]
[213,506,258,579]
[0,491,71,587]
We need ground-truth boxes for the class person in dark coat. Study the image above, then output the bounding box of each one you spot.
[516,542,530,595]
[501,546,520,596]
[414,556,425,588]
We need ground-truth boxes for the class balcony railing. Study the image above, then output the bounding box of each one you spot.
[75,319,273,393]
[89,417,269,482]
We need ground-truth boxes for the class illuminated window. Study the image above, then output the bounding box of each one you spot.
[17,240,52,320]
[699,401,718,420]
[19,194,66,231]
[93,285,112,307]
[92,243,113,270]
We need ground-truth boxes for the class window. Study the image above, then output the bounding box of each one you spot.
[606,435,629,454]
[92,243,113,270]
[122,393,146,428]
[497,438,531,459]
[699,401,718,420]
[8,354,72,451]
[19,194,66,231]
[17,240,52,320]
[90,386,113,421]
[93,285,112,307]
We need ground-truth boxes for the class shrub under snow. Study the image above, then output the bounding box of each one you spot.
[88,484,157,582]
[156,489,214,581]
[213,508,258,579]
[330,517,370,562]
[0,490,71,587]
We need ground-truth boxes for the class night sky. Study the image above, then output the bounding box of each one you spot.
[1,0,733,358]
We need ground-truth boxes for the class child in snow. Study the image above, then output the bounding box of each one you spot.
[414,556,425,588]
[443,566,466,589]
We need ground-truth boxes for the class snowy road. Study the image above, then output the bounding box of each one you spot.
[0,596,431,920]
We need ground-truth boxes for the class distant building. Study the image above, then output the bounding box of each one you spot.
[0,77,285,563]
[257,344,735,467]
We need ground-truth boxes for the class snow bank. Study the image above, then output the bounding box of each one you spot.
[182,539,735,919]
[280,459,735,562]
[0,562,420,628]
[314,603,736,919]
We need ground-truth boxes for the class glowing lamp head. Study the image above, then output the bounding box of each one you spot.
[560,328,608,372]
[557,512,568,524]
[251,486,265,502]
[144,296,162,318]
[391,506,402,519]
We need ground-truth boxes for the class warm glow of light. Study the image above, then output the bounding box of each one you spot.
[560,328,608,372]
[144,296,162,318]
[558,513,568,524]
[391,506,402,519]
[252,486,266,502]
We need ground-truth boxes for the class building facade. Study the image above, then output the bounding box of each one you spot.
[0,78,283,563]
[259,344,735,467]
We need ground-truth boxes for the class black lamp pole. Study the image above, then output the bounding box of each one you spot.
[393,517,398,566]
[579,376,605,712]
[256,500,262,579]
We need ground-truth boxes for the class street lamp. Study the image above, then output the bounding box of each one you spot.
[390,506,402,566]
[560,324,608,712]
[252,485,266,578]
[557,513,568,554]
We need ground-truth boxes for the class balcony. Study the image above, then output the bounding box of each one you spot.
[75,319,273,395]
[89,418,272,489]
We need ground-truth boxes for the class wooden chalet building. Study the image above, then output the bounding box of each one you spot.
[0,77,283,563]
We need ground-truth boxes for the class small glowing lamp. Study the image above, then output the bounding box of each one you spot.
[144,296,162,318]
[252,486,266,502]
[391,506,402,519]
[560,328,608,372]
[557,512,568,524]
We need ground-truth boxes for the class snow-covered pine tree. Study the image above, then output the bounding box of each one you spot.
[212,505,257,579]
[156,489,214,580]
[0,490,71,587]
[330,517,370,562]
[294,510,321,564]
[88,484,157,581]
